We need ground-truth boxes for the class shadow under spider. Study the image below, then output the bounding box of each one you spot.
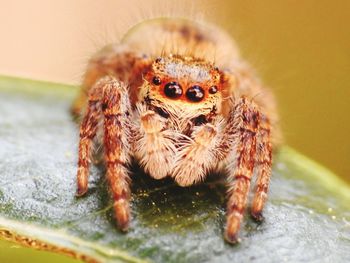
[93,158,227,233]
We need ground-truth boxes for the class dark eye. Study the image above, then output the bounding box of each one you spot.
[152,76,162,85]
[164,82,183,98]
[209,85,218,94]
[186,85,204,102]
[155,57,164,63]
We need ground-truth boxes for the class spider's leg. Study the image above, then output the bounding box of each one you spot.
[76,83,102,196]
[77,76,132,231]
[224,97,260,244]
[71,46,152,118]
[133,106,177,179]
[101,78,132,231]
[251,115,272,221]
[172,121,223,187]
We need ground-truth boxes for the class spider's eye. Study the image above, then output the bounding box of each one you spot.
[152,76,162,85]
[186,85,204,102]
[164,82,183,98]
[209,85,218,94]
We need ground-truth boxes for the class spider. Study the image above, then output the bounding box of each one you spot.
[72,18,280,244]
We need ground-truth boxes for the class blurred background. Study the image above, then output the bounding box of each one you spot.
[0,1,349,262]
[0,1,349,181]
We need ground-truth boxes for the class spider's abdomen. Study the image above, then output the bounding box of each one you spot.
[122,18,240,70]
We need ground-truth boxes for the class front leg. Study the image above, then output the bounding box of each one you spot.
[76,77,132,231]
[224,97,260,243]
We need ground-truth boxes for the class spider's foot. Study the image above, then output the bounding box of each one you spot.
[251,209,264,222]
[114,199,130,232]
[76,187,88,197]
[76,180,88,197]
[76,168,88,197]
[224,214,242,244]
[224,231,241,244]
[251,199,265,222]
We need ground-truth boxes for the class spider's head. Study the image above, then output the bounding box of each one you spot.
[141,55,223,119]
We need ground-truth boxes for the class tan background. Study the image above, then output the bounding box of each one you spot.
[0,0,349,183]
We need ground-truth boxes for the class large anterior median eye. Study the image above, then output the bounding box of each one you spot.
[164,82,183,98]
[186,85,204,102]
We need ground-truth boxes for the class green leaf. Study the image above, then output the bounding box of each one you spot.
[0,75,349,262]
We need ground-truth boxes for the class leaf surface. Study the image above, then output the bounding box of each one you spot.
[0,76,349,262]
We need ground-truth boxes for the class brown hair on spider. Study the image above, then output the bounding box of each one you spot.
[72,18,280,244]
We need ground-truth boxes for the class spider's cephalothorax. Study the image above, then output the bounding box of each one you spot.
[73,18,280,244]
[140,55,223,132]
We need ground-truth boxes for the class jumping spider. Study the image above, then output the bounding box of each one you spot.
[72,18,279,243]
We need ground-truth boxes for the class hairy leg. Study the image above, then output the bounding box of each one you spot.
[102,79,132,230]
[225,97,260,243]
[76,85,102,196]
[133,104,178,179]
[76,77,132,231]
[71,45,152,118]
[251,115,272,221]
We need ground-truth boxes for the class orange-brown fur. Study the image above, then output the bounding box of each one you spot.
[74,18,280,243]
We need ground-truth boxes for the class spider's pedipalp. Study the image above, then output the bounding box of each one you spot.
[172,120,224,186]
[133,103,178,179]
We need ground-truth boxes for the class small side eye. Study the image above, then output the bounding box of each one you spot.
[155,57,164,63]
[209,85,218,94]
[152,76,162,85]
